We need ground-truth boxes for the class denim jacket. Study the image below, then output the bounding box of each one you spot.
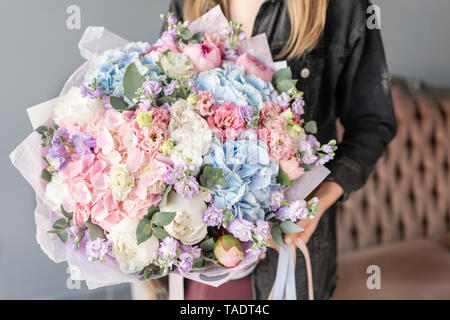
[164,0,397,299]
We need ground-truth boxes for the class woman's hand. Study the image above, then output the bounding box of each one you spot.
[270,181,344,250]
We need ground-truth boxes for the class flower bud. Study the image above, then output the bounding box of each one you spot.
[214,234,245,268]
[187,93,199,106]
[136,110,153,128]
[160,140,175,155]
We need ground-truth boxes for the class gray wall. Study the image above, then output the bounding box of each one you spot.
[0,0,449,299]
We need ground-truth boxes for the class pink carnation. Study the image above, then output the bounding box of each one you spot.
[195,91,215,117]
[207,102,246,142]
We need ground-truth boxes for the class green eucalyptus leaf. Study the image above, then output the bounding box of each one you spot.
[299,163,312,171]
[123,62,145,102]
[180,28,192,41]
[158,185,173,207]
[192,257,205,269]
[85,220,107,240]
[203,165,213,177]
[152,211,177,227]
[271,225,284,247]
[35,126,48,135]
[110,96,129,111]
[61,205,73,220]
[53,218,67,230]
[200,238,215,252]
[191,31,203,43]
[136,218,153,245]
[216,177,228,188]
[265,213,275,221]
[304,121,318,134]
[276,79,296,92]
[41,169,52,182]
[57,229,68,243]
[273,68,292,84]
[276,169,293,186]
[152,227,169,240]
[280,220,304,234]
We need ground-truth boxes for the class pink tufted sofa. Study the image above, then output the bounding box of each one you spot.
[331,78,450,299]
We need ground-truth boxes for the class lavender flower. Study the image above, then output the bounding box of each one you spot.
[269,189,286,212]
[159,237,180,261]
[180,245,202,259]
[227,219,254,242]
[184,79,199,94]
[48,128,71,171]
[202,202,223,227]
[177,253,193,274]
[72,133,96,155]
[299,135,321,165]
[254,220,270,242]
[165,167,178,185]
[168,15,178,25]
[174,176,199,199]
[276,92,291,109]
[239,105,255,123]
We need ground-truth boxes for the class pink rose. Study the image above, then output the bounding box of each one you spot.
[183,43,222,73]
[280,157,305,181]
[207,102,245,142]
[235,52,274,82]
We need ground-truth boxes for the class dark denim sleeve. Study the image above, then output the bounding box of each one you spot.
[326,16,397,201]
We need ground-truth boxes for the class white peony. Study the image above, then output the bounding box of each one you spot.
[168,100,212,168]
[53,87,104,126]
[44,173,69,211]
[109,164,134,201]
[160,190,209,245]
[109,218,159,274]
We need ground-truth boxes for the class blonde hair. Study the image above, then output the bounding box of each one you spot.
[183,0,329,60]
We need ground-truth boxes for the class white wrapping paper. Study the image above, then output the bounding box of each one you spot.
[9,6,328,290]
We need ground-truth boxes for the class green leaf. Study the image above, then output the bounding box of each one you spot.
[203,165,213,177]
[146,206,160,220]
[110,96,129,110]
[200,238,215,252]
[299,163,312,172]
[35,125,48,135]
[280,220,304,234]
[61,205,73,219]
[304,121,318,134]
[136,218,153,245]
[57,229,68,243]
[123,63,145,102]
[276,169,293,186]
[216,177,228,188]
[180,28,192,41]
[192,257,205,269]
[158,185,173,207]
[273,68,292,84]
[212,168,223,178]
[265,213,275,221]
[152,211,177,227]
[192,31,203,43]
[271,225,284,247]
[276,79,297,92]
[53,218,67,230]
[199,175,208,188]
[41,169,52,182]
[85,220,106,240]
[156,96,177,105]
[152,227,169,240]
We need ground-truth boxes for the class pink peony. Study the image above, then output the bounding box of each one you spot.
[202,31,226,54]
[194,91,215,117]
[235,52,274,82]
[207,102,246,142]
[183,43,222,73]
[280,157,305,181]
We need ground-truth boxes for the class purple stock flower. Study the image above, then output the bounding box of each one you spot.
[184,79,199,94]
[239,105,255,123]
[48,128,71,171]
[80,86,88,97]
[143,80,162,96]
[292,97,305,115]
[156,30,177,48]
[72,133,96,155]
[168,15,178,25]
[239,32,247,41]
[159,237,180,260]
[254,220,270,242]
[165,167,178,185]
[86,237,111,262]
[202,202,223,227]
[323,144,333,154]
[222,26,233,35]
[276,92,291,109]
[180,245,202,259]
[224,49,239,62]
[177,253,193,274]
[164,80,179,95]
[88,88,102,99]
[275,200,308,222]
[269,189,285,212]
[227,219,254,242]
[174,176,199,199]
[299,135,320,165]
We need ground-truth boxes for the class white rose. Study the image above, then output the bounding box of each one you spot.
[109,164,134,201]
[160,191,209,245]
[54,87,104,126]
[44,173,69,211]
[109,218,159,274]
[169,100,212,168]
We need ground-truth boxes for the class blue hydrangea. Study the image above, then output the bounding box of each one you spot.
[195,62,274,110]
[204,138,279,222]
[84,42,163,96]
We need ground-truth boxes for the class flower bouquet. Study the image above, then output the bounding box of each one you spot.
[10,6,335,290]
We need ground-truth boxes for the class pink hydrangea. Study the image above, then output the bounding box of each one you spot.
[207,102,246,142]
